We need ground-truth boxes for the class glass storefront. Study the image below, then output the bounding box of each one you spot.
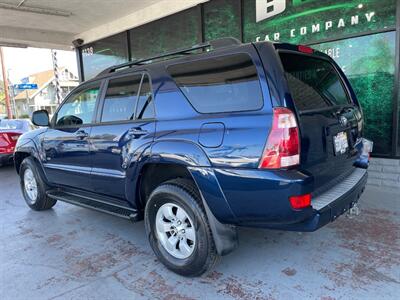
[81,32,128,81]
[77,0,399,157]
[130,8,201,61]
[203,0,241,41]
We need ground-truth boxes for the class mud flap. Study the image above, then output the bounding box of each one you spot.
[201,197,238,256]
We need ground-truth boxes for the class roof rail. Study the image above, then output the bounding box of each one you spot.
[95,37,241,77]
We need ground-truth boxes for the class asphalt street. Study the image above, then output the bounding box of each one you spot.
[1,164,399,299]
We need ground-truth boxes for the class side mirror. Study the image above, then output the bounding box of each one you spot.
[32,110,49,127]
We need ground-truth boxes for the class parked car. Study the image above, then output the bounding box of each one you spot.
[14,38,371,276]
[0,119,35,166]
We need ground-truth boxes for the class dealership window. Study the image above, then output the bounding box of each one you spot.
[313,31,396,155]
[203,0,241,41]
[129,8,200,61]
[81,32,129,80]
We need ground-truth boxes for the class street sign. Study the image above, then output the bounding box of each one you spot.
[13,83,38,90]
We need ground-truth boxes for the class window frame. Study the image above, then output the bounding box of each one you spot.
[95,71,156,125]
[134,73,156,121]
[51,79,104,129]
[166,51,265,114]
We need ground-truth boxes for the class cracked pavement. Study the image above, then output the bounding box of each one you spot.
[0,165,399,299]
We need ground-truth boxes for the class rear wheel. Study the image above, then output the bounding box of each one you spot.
[20,157,56,211]
[145,179,218,276]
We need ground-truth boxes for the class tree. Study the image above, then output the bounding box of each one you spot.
[0,80,5,114]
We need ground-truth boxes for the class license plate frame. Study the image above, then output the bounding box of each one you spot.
[333,131,349,155]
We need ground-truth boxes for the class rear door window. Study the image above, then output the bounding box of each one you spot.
[279,53,351,111]
[168,53,263,113]
[101,75,142,122]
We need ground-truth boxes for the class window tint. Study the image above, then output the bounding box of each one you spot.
[279,53,350,111]
[136,75,154,119]
[168,53,263,113]
[56,83,100,127]
[101,75,142,122]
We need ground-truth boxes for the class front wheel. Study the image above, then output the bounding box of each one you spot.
[19,157,56,211]
[145,179,218,276]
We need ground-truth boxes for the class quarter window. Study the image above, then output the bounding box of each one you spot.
[168,53,263,113]
[101,75,142,122]
[55,83,100,127]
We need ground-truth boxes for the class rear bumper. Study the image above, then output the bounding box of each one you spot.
[264,168,367,231]
[193,166,367,232]
[0,153,14,165]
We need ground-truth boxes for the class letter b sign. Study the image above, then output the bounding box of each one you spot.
[256,0,286,22]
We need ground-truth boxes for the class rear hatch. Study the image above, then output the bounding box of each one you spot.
[278,50,363,191]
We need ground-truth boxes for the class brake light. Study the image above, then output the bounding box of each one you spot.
[259,107,300,169]
[298,45,313,54]
[289,194,311,209]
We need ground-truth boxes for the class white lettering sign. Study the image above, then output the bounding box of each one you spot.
[256,0,286,22]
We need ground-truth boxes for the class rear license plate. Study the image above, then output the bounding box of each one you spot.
[334,131,349,155]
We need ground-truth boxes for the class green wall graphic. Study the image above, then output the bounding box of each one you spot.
[243,0,396,44]
[204,0,241,41]
[313,31,396,154]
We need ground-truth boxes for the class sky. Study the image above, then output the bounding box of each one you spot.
[1,47,78,83]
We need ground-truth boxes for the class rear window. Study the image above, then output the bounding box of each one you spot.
[0,120,23,130]
[168,53,263,113]
[279,53,351,111]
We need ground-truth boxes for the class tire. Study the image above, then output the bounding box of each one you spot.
[145,178,218,277]
[19,157,56,211]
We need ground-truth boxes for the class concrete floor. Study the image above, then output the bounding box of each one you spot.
[0,165,399,300]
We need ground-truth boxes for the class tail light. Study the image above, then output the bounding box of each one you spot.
[4,132,21,142]
[259,107,300,169]
[0,132,20,153]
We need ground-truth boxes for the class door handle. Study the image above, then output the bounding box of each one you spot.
[75,130,88,139]
[128,127,148,137]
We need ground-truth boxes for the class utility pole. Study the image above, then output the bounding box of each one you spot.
[0,47,13,119]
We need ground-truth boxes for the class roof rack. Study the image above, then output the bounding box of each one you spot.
[95,37,241,77]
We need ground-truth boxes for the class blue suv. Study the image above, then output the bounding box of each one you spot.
[14,38,370,276]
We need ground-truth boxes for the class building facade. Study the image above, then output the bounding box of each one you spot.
[14,68,78,117]
[75,0,400,159]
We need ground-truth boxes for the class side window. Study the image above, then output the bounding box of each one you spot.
[55,83,100,127]
[101,75,142,122]
[136,75,155,119]
[167,53,263,113]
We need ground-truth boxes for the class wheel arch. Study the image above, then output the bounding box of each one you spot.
[135,140,238,256]
[14,139,43,174]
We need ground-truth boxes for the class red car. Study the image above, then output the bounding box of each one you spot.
[0,119,34,166]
